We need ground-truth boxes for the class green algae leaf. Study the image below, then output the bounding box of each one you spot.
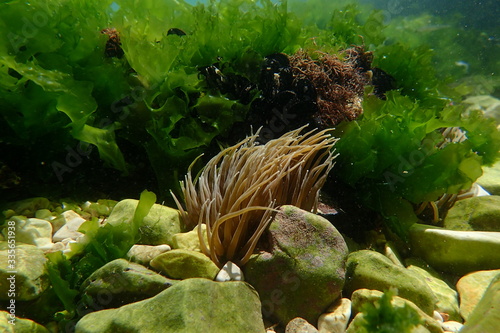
[46,251,80,317]
[332,89,500,238]
[357,289,423,333]
[132,189,156,231]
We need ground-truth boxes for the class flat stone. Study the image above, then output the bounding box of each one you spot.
[460,274,500,333]
[106,199,182,246]
[0,310,49,332]
[443,196,500,231]
[75,278,266,333]
[171,224,208,252]
[215,261,244,282]
[0,243,49,301]
[409,223,500,274]
[456,269,500,321]
[244,205,348,325]
[53,210,86,242]
[344,250,437,315]
[127,244,171,266]
[349,289,443,333]
[317,298,351,333]
[150,249,219,280]
[80,259,175,309]
[286,317,318,333]
[406,265,460,321]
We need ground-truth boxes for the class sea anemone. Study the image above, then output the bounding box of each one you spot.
[172,127,338,267]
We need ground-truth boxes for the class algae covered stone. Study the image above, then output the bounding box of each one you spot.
[75,278,266,333]
[460,274,500,333]
[0,311,49,333]
[477,160,500,195]
[344,250,437,315]
[456,269,500,321]
[443,196,500,231]
[80,259,175,309]
[406,264,460,321]
[106,199,182,246]
[0,243,48,301]
[150,249,219,280]
[171,224,208,252]
[244,205,348,324]
[409,223,500,274]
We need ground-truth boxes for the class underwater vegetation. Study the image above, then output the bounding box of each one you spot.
[1,0,500,330]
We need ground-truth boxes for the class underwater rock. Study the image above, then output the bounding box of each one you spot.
[150,249,219,280]
[285,317,319,333]
[0,243,48,301]
[106,199,182,246]
[443,195,500,231]
[0,311,49,332]
[477,160,500,195]
[244,205,348,325]
[317,298,351,333]
[171,224,208,252]
[344,250,437,315]
[215,261,244,282]
[456,269,500,321]
[349,289,443,333]
[75,278,266,333]
[460,274,500,333]
[52,210,86,242]
[406,264,460,321]
[127,244,171,267]
[409,223,500,274]
[441,320,463,332]
[80,259,175,309]
[4,216,53,251]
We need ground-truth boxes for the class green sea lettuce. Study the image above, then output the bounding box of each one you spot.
[1,0,498,233]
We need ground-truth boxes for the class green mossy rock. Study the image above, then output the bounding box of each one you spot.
[477,161,500,195]
[80,259,175,309]
[461,274,500,333]
[244,205,348,325]
[348,289,443,333]
[106,199,182,246]
[406,264,460,321]
[150,249,219,280]
[171,224,208,252]
[75,278,266,333]
[409,223,500,274]
[344,250,437,315]
[0,311,49,333]
[443,196,500,231]
[0,243,48,301]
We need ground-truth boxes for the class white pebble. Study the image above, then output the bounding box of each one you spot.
[433,311,444,322]
[317,298,351,333]
[52,210,86,242]
[215,261,244,282]
[441,321,463,333]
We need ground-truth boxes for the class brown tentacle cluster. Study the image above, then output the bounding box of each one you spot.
[172,126,338,267]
